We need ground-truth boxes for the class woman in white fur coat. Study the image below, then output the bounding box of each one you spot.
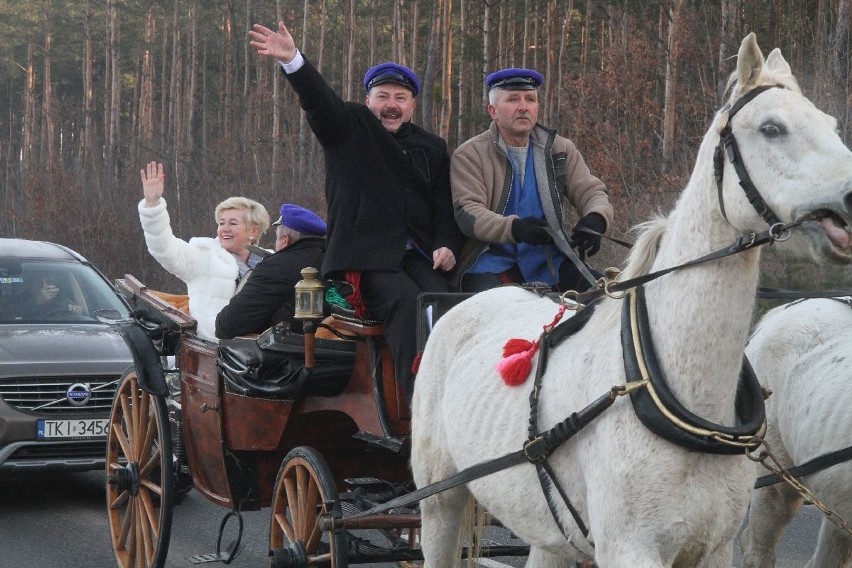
[138,161,270,340]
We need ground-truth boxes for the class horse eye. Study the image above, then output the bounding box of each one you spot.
[759,122,785,138]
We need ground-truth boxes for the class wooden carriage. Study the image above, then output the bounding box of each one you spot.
[104,275,526,567]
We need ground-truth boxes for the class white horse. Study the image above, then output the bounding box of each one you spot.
[740,297,852,567]
[411,33,852,568]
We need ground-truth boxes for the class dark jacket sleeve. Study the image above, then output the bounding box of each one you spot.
[215,254,294,339]
[282,57,353,148]
[430,141,463,257]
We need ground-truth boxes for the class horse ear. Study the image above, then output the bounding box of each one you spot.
[736,33,765,89]
[765,48,792,76]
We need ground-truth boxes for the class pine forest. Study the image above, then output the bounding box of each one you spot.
[0,0,850,292]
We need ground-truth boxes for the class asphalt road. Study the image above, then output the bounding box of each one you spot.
[0,470,823,567]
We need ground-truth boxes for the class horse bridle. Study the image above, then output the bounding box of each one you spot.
[714,84,784,227]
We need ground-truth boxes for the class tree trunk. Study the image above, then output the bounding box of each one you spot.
[223,1,235,142]
[41,2,56,173]
[482,0,493,105]
[439,0,453,139]
[187,1,199,170]
[456,0,467,146]
[834,0,850,138]
[106,0,120,183]
[23,2,37,176]
[421,1,439,131]
[555,0,574,128]
[543,0,556,126]
[717,0,738,104]
[581,0,592,72]
[138,6,156,158]
[82,0,95,186]
[661,0,685,172]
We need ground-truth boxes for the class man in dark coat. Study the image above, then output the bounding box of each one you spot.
[215,203,327,339]
[250,21,462,403]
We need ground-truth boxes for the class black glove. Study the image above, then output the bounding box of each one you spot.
[511,217,552,245]
[569,212,606,259]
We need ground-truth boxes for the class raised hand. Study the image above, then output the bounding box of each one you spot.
[140,161,165,207]
[249,21,297,63]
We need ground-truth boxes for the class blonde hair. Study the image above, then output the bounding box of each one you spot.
[214,197,270,241]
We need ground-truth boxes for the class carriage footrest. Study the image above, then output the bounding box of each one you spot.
[188,546,245,564]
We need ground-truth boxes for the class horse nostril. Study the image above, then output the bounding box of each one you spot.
[845,187,852,215]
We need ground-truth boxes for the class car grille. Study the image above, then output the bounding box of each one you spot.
[0,376,120,412]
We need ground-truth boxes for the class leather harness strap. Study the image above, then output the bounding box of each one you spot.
[621,285,766,454]
[714,84,783,227]
[755,444,852,488]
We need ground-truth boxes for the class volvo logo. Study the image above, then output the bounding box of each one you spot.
[66,383,92,407]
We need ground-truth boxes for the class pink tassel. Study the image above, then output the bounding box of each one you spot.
[502,337,535,357]
[497,349,535,385]
[497,338,541,386]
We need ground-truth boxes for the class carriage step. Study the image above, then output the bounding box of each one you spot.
[188,547,245,564]
[345,476,393,490]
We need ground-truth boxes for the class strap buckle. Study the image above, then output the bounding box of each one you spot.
[523,435,550,463]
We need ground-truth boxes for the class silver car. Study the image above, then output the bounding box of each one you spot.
[0,238,133,471]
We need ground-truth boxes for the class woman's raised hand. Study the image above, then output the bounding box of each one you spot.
[140,161,165,207]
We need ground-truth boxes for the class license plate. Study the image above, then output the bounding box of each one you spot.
[37,418,108,439]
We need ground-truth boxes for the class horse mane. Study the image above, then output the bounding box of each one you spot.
[618,215,667,281]
[588,215,667,327]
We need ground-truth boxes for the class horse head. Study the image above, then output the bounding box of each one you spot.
[714,32,852,264]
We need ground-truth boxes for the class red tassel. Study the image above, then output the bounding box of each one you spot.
[497,349,535,385]
[502,337,535,357]
[496,305,567,386]
[411,351,424,375]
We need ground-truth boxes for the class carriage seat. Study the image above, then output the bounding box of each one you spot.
[326,303,384,336]
[218,327,356,400]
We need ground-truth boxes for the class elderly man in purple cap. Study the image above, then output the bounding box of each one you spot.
[215,203,327,339]
[248,21,462,403]
[451,68,614,293]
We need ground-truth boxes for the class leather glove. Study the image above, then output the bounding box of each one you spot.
[511,217,552,245]
[569,212,606,259]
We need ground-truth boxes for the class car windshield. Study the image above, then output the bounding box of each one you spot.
[0,259,130,323]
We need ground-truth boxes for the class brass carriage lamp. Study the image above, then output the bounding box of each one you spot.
[294,267,324,369]
[294,267,325,322]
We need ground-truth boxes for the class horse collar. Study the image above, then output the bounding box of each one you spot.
[714,84,784,228]
[621,285,767,454]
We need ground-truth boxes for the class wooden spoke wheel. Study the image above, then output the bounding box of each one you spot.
[106,367,174,568]
[269,446,348,568]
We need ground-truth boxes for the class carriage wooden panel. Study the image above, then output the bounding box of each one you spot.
[179,334,234,509]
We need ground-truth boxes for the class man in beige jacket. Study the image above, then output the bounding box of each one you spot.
[450,67,613,293]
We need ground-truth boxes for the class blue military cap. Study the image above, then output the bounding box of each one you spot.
[363,62,421,97]
[273,204,327,236]
[485,68,544,91]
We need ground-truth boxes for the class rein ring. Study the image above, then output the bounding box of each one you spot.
[769,222,793,242]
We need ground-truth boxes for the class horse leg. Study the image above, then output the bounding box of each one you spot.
[525,546,575,568]
[418,486,468,568]
[804,519,852,568]
[739,484,804,568]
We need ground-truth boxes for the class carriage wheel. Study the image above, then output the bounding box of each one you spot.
[269,446,349,568]
[106,366,174,568]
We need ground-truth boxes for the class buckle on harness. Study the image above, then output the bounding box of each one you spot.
[524,435,550,463]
